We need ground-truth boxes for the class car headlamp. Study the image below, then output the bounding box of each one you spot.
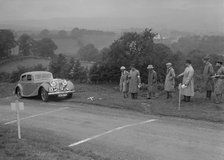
[50,81,56,87]
[62,80,67,86]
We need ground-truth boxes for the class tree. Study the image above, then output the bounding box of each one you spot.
[69,60,87,82]
[57,30,67,38]
[77,44,99,61]
[33,38,57,58]
[0,29,16,59]
[49,54,67,78]
[39,29,50,38]
[17,34,35,56]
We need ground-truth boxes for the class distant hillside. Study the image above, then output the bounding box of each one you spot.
[0,56,94,73]
[0,56,50,73]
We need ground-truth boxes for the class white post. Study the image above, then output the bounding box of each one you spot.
[178,83,181,111]
[16,100,21,139]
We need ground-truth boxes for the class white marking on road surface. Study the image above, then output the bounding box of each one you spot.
[69,119,157,147]
[4,107,69,125]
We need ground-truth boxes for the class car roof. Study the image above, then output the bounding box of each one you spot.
[21,71,52,76]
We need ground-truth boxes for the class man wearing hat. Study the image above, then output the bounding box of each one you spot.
[202,56,214,100]
[128,64,141,99]
[164,62,176,99]
[147,64,157,99]
[212,61,224,104]
[177,60,194,102]
[119,66,129,98]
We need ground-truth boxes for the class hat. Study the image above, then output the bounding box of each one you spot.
[120,66,126,70]
[203,56,210,61]
[166,62,172,66]
[147,65,154,69]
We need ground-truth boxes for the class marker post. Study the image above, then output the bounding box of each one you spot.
[11,100,24,139]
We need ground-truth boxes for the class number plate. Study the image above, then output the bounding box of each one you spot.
[58,94,67,97]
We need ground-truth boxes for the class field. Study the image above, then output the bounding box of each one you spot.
[1,82,224,123]
[53,34,118,56]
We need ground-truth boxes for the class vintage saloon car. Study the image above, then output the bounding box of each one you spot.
[15,71,75,102]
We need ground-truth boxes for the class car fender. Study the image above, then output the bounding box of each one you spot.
[15,84,23,96]
[67,81,75,91]
[39,82,50,93]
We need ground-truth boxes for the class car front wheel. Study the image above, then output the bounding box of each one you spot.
[40,88,49,102]
[67,93,73,99]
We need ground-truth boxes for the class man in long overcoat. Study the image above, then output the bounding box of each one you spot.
[129,64,141,99]
[203,56,214,100]
[212,61,224,104]
[164,63,176,99]
[177,60,194,102]
[147,65,157,99]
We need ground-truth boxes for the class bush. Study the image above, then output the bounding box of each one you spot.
[0,72,11,82]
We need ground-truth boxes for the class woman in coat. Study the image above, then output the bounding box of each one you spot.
[212,61,224,104]
[164,63,176,99]
[147,65,157,99]
[177,60,194,102]
[128,64,141,99]
[119,66,129,98]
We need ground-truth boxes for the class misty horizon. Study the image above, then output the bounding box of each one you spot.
[0,0,223,34]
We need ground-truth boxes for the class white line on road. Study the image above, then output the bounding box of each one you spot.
[69,119,157,147]
[4,107,69,125]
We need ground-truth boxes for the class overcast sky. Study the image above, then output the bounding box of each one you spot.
[0,0,223,32]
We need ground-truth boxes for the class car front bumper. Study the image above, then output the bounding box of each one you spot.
[48,90,75,95]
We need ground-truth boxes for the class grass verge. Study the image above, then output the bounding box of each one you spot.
[0,124,111,160]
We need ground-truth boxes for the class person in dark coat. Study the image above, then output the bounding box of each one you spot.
[164,63,176,99]
[128,64,141,99]
[147,65,157,99]
[202,56,214,100]
[212,61,224,104]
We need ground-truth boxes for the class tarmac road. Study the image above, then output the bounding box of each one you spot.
[0,96,224,160]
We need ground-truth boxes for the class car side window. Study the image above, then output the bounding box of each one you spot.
[27,75,32,81]
[21,75,26,81]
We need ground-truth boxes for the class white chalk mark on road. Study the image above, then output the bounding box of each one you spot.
[69,119,157,147]
[4,107,69,125]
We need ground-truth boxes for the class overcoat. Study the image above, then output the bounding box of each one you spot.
[203,62,214,91]
[148,70,157,92]
[129,69,140,93]
[164,67,175,92]
[119,71,129,93]
[214,66,224,95]
[181,65,194,97]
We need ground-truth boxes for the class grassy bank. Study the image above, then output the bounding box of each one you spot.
[0,124,110,160]
[1,83,224,123]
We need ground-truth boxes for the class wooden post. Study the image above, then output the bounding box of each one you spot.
[15,100,21,139]
[178,83,182,111]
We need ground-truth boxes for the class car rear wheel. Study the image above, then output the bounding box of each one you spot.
[16,88,22,99]
[40,88,49,102]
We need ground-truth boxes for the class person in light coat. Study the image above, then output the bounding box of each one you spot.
[147,65,157,99]
[128,64,141,99]
[119,66,129,98]
[202,56,214,100]
[164,63,176,99]
[177,60,194,102]
[212,61,224,104]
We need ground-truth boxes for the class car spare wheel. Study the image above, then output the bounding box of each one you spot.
[40,88,49,102]
[16,88,22,99]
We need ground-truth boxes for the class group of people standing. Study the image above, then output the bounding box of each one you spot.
[119,57,224,104]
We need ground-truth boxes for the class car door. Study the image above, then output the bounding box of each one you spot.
[22,74,37,96]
